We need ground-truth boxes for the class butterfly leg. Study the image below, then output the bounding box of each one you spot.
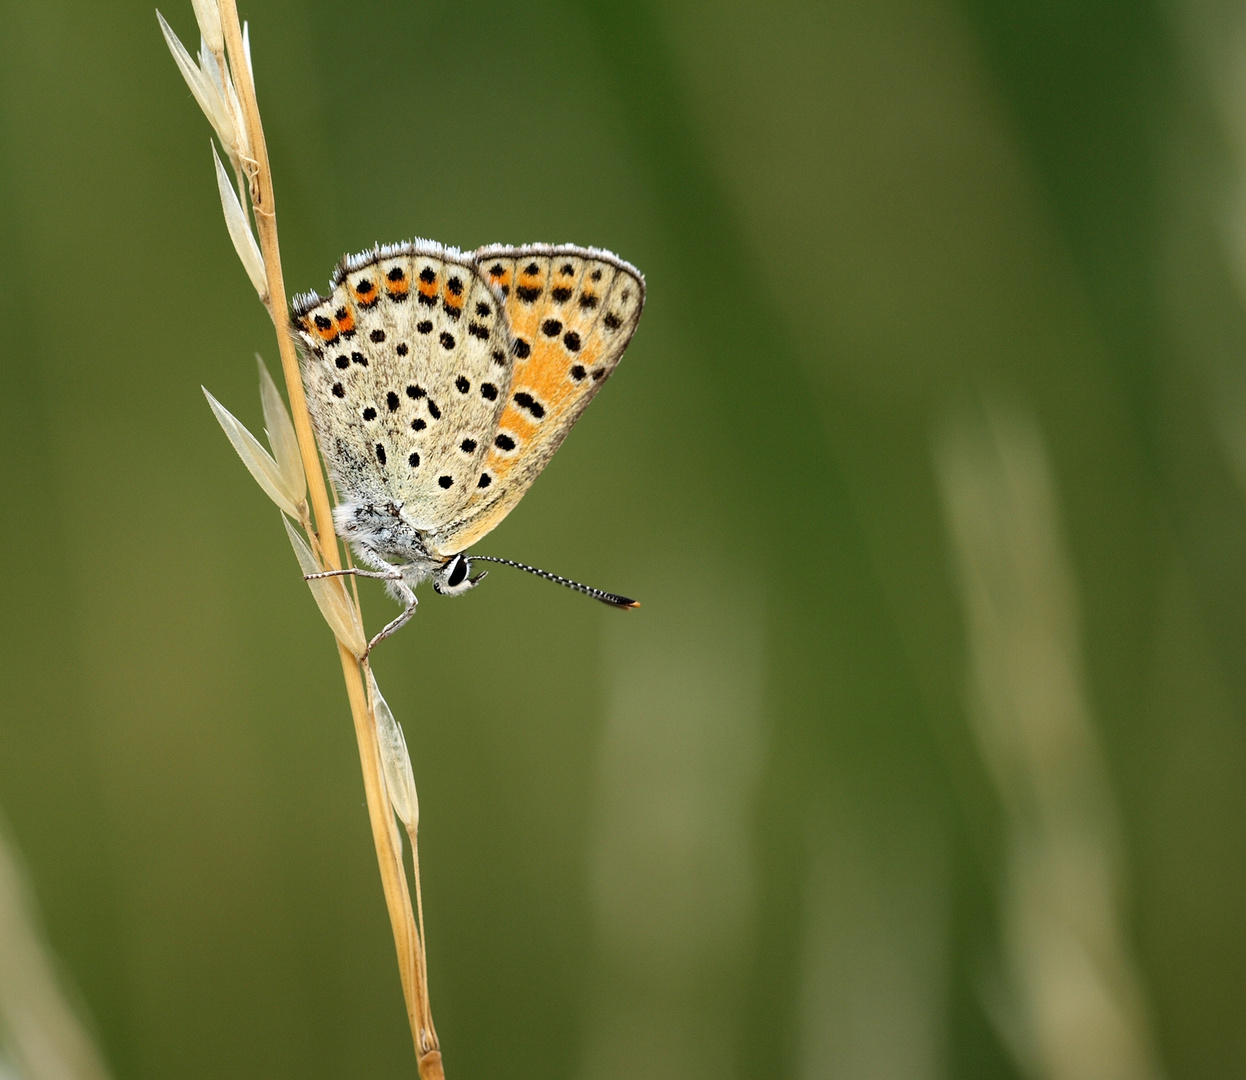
[367,585,418,654]
[300,565,417,655]
[301,567,418,654]
[303,568,400,582]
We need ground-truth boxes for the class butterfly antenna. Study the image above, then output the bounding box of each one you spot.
[470,556,640,609]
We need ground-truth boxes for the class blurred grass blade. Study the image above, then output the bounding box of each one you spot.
[0,815,113,1080]
[283,518,367,658]
[203,386,301,518]
[935,403,1164,1080]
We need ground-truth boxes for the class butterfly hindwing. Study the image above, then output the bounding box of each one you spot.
[292,241,514,530]
[426,244,644,555]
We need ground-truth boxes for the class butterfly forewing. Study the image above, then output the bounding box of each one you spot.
[427,244,644,554]
[292,241,514,530]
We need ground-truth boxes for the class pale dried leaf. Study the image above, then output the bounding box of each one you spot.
[369,670,419,830]
[283,519,367,658]
[212,142,267,301]
[257,355,305,505]
[203,386,299,518]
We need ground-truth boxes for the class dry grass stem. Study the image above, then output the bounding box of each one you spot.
[368,671,432,1028]
[162,0,443,1072]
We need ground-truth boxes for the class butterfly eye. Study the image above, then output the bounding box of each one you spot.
[433,554,487,597]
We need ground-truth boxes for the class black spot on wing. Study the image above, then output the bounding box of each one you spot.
[513,392,545,419]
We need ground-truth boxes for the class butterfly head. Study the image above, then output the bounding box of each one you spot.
[432,553,488,597]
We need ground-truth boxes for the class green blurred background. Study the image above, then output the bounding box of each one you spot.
[2,0,1246,1077]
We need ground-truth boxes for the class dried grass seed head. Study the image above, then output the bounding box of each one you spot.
[189,0,223,55]
[257,355,305,505]
[204,385,303,518]
[157,9,249,166]
[283,518,368,658]
[212,141,267,301]
[369,670,419,831]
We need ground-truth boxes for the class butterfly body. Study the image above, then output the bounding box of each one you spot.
[291,239,643,639]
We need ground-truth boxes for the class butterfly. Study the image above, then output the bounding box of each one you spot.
[291,239,644,650]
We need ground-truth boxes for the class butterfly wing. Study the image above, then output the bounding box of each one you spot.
[425,244,644,555]
[292,241,514,533]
